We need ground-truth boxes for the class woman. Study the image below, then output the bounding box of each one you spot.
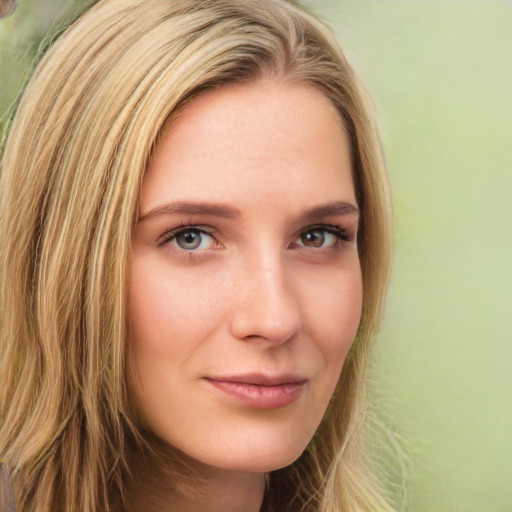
[0,0,394,511]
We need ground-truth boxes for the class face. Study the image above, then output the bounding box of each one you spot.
[128,81,362,474]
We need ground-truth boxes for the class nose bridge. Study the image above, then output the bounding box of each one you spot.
[229,247,302,344]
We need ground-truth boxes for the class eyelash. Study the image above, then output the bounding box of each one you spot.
[158,224,218,249]
[300,224,351,245]
[158,223,352,253]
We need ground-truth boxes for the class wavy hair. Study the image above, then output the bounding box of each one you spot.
[0,0,393,510]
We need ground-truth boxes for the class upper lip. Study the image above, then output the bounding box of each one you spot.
[204,373,307,386]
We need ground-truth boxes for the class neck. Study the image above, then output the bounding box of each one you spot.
[124,444,267,512]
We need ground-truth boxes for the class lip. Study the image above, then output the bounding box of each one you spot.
[204,373,307,409]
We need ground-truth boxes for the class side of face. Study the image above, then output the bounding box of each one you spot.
[128,80,362,473]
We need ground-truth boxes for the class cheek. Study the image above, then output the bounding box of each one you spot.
[301,265,363,391]
[126,257,225,412]
[128,257,223,354]
[302,264,363,346]
[126,258,227,433]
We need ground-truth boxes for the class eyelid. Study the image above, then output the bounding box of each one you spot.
[156,222,355,252]
[299,223,351,241]
[320,224,350,240]
[158,224,218,247]
[287,223,356,252]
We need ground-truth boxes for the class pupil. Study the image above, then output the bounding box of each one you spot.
[177,231,200,249]
[302,230,324,247]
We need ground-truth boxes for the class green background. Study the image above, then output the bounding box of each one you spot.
[1,1,511,510]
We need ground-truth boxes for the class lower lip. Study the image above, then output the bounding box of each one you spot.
[206,379,306,409]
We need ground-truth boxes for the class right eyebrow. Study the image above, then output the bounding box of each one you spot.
[137,201,242,223]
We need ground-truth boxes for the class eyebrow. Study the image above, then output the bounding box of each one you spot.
[298,201,360,220]
[137,200,359,223]
[138,202,241,222]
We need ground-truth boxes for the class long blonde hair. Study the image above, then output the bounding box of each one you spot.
[0,1,393,510]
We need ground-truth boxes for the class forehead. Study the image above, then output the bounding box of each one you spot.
[140,81,355,216]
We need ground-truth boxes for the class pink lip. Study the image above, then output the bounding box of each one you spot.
[204,373,307,409]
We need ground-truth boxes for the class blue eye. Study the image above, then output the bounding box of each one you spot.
[166,228,216,251]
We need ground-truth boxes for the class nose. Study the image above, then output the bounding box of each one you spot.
[229,254,302,345]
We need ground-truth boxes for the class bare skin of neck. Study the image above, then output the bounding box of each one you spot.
[124,454,267,512]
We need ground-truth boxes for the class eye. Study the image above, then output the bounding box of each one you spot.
[294,226,348,249]
[162,227,217,251]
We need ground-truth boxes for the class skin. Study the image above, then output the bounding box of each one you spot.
[128,80,362,512]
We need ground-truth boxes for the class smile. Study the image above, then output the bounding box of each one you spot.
[204,374,307,409]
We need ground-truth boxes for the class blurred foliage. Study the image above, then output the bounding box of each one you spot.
[0,0,93,140]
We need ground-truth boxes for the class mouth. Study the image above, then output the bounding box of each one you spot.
[203,373,307,409]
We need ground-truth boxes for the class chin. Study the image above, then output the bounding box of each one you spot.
[189,435,311,474]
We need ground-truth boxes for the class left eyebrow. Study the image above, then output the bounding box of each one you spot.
[297,201,360,222]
